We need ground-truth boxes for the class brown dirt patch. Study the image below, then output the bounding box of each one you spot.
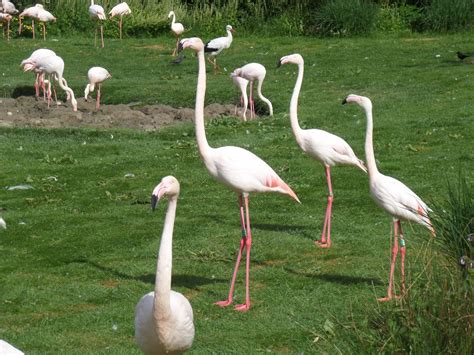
[0,96,238,131]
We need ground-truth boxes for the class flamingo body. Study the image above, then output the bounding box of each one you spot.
[21,48,56,98]
[230,72,249,120]
[89,0,106,47]
[134,176,195,354]
[84,66,111,109]
[109,2,131,18]
[1,0,18,15]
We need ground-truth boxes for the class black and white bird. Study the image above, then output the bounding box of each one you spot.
[204,24,235,73]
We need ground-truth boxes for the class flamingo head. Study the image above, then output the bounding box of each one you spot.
[20,60,35,72]
[277,53,304,68]
[179,37,204,53]
[342,94,372,110]
[151,176,180,210]
[226,25,235,33]
[168,10,174,18]
[231,68,242,77]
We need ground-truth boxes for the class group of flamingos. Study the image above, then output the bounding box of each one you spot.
[6,6,436,355]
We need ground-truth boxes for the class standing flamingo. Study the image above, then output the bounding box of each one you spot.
[278,54,366,248]
[180,37,300,311]
[18,4,41,39]
[232,63,273,118]
[168,10,184,56]
[89,0,106,48]
[343,94,434,301]
[0,13,12,40]
[204,25,235,73]
[135,176,195,354]
[84,66,111,110]
[36,6,56,41]
[1,0,18,15]
[22,53,77,111]
[109,2,131,40]
[230,71,248,120]
[21,48,56,99]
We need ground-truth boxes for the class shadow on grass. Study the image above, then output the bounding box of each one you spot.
[12,85,36,98]
[285,267,383,286]
[69,257,227,288]
[253,223,314,240]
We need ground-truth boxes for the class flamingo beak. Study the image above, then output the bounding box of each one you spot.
[277,59,283,68]
[151,183,167,211]
[151,194,159,211]
[342,98,348,105]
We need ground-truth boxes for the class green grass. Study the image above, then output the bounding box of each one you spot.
[0,32,473,353]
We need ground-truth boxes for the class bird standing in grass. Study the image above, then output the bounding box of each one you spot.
[457,51,472,61]
[204,25,234,73]
[21,48,56,100]
[134,176,195,355]
[0,13,12,40]
[180,37,300,312]
[278,54,366,248]
[84,66,111,110]
[109,2,131,40]
[18,4,41,39]
[232,63,273,118]
[230,71,249,120]
[89,0,106,48]
[343,94,434,301]
[168,10,184,56]
[36,5,56,41]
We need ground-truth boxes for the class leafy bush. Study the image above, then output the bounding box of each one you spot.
[423,0,474,32]
[376,3,422,33]
[313,0,379,36]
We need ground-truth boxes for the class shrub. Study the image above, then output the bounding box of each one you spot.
[423,0,474,32]
[376,3,422,33]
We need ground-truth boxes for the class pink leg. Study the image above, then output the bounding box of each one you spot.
[95,26,97,47]
[43,23,46,40]
[34,73,40,98]
[96,84,101,110]
[32,20,35,39]
[215,194,247,308]
[378,221,399,302]
[315,166,334,248]
[249,81,255,119]
[47,78,52,108]
[235,194,252,312]
[7,20,10,41]
[119,18,122,40]
[100,24,104,48]
[399,222,406,296]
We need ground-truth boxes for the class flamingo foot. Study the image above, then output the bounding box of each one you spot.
[377,294,400,302]
[234,303,250,312]
[314,240,331,248]
[214,299,232,308]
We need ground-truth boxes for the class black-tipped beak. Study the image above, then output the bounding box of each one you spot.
[342,98,347,105]
[151,194,158,211]
[277,59,282,68]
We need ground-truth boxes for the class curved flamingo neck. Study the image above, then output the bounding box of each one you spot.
[195,48,211,158]
[153,196,177,322]
[363,104,379,178]
[90,0,94,6]
[170,13,176,26]
[289,61,304,137]
[256,78,273,116]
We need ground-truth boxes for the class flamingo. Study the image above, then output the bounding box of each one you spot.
[230,71,248,120]
[18,4,41,39]
[278,54,366,248]
[168,10,184,56]
[135,176,195,354]
[0,340,23,354]
[343,94,434,301]
[232,63,273,118]
[89,0,106,48]
[204,25,235,73]
[1,0,18,15]
[180,37,300,312]
[0,13,12,40]
[20,48,56,99]
[36,6,56,41]
[109,2,131,40]
[22,53,77,111]
[84,66,111,110]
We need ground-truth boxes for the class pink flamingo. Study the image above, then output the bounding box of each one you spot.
[89,0,106,48]
[134,176,195,354]
[18,4,42,39]
[180,37,300,312]
[278,54,366,248]
[0,13,12,40]
[21,48,56,99]
[84,66,111,110]
[109,2,131,40]
[232,63,273,118]
[168,10,184,56]
[36,6,56,41]
[343,94,434,301]
[230,71,248,120]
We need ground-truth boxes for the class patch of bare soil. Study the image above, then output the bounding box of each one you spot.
[0,96,238,131]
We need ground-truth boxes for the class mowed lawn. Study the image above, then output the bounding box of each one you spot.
[0,32,473,353]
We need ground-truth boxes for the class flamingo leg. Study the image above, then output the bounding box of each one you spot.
[119,16,123,40]
[399,221,406,296]
[94,25,97,47]
[235,194,252,312]
[32,20,35,39]
[41,74,47,101]
[43,22,46,40]
[172,35,179,56]
[249,81,255,119]
[34,73,40,98]
[96,84,101,110]
[378,220,400,302]
[315,166,334,248]
[53,80,58,106]
[100,24,104,48]
[47,77,52,108]
[215,194,248,308]
[7,20,10,41]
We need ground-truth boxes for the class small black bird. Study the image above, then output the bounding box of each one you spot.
[457,51,471,61]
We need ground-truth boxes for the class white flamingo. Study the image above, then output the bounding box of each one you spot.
[230,71,249,120]
[89,0,106,48]
[20,48,56,99]
[0,12,12,40]
[18,4,42,39]
[343,94,434,301]
[204,25,234,73]
[36,6,56,41]
[109,2,131,40]
[1,0,18,15]
[168,10,184,56]
[22,53,77,111]
[135,176,195,355]
[278,54,366,248]
[84,66,111,110]
[180,37,300,312]
[232,63,273,118]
